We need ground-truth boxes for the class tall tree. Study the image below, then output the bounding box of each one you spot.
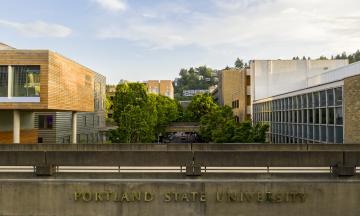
[234,58,244,68]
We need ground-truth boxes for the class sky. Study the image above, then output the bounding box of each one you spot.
[0,0,360,84]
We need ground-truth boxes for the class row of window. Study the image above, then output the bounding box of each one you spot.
[232,99,239,109]
[253,107,343,125]
[60,133,104,144]
[0,65,40,97]
[38,114,102,130]
[271,124,343,143]
[253,87,343,143]
[253,87,342,112]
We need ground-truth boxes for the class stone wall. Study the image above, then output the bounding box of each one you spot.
[0,176,360,216]
[344,74,360,143]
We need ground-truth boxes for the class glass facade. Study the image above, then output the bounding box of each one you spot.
[13,66,40,97]
[253,87,343,144]
[0,66,8,97]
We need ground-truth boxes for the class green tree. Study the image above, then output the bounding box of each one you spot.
[116,104,156,143]
[187,94,218,121]
[199,105,234,142]
[234,58,244,68]
[110,82,180,143]
[112,83,148,124]
[155,95,179,135]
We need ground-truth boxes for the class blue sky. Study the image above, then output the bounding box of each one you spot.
[1,0,360,84]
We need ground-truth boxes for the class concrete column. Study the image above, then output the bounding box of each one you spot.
[13,110,20,144]
[72,112,78,144]
[7,65,13,97]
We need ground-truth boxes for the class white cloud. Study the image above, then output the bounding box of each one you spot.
[94,0,127,12]
[97,0,360,56]
[212,0,273,10]
[0,20,72,38]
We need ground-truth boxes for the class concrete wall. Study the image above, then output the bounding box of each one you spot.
[251,60,348,101]
[0,176,360,216]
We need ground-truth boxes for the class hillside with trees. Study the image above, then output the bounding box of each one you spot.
[174,66,218,101]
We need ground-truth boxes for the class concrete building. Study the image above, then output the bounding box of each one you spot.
[146,80,174,99]
[0,47,106,144]
[251,59,360,144]
[216,68,251,122]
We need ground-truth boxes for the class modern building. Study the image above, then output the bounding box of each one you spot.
[0,46,106,144]
[146,80,174,99]
[251,59,360,144]
[216,68,251,122]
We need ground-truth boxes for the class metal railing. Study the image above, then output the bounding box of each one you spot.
[0,143,359,176]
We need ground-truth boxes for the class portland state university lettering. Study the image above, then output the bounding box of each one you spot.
[74,191,306,203]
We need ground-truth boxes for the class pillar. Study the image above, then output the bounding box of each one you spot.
[72,112,78,144]
[13,110,20,144]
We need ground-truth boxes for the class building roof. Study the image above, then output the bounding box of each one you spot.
[0,43,15,50]
[307,61,360,87]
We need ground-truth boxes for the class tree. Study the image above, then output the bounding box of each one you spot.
[155,95,179,135]
[199,105,234,142]
[110,82,180,143]
[234,58,244,68]
[112,83,148,124]
[187,94,218,121]
[193,95,269,143]
[115,104,156,143]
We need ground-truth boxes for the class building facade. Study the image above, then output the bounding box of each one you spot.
[251,59,360,144]
[35,72,106,144]
[216,68,251,122]
[0,48,106,144]
[146,80,174,99]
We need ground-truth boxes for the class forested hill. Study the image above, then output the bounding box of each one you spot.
[174,66,218,101]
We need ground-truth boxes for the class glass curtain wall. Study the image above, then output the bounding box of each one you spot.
[253,86,343,144]
[13,66,40,97]
[0,66,8,96]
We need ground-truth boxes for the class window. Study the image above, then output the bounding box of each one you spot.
[314,92,319,107]
[309,109,313,123]
[0,66,8,97]
[308,93,313,108]
[315,109,320,124]
[39,115,53,130]
[303,110,307,123]
[320,91,326,107]
[320,126,326,142]
[327,89,334,106]
[335,107,343,125]
[13,66,40,97]
[302,95,307,108]
[320,108,326,124]
[328,126,334,143]
[309,125,314,139]
[314,125,319,140]
[335,88,342,106]
[328,108,334,125]
[335,126,343,143]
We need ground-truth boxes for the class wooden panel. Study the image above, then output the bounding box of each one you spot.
[47,51,94,112]
[0,129,38,144]
[0,50,96,112]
